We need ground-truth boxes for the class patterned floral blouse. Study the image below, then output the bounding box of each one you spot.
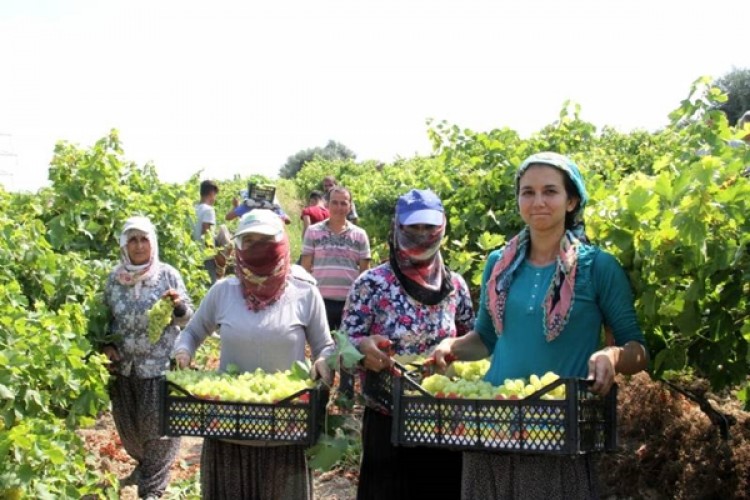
[342,263,475,411]
[105,263,193,378]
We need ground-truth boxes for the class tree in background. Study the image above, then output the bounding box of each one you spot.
[279,140,356,179]
[715,67,750,125]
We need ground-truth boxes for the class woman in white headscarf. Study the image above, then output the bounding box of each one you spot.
[101,216,194,499]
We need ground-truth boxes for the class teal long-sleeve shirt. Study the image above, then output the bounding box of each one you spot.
[476,244,646,385]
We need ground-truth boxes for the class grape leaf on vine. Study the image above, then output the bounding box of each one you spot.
[328,330,364,371]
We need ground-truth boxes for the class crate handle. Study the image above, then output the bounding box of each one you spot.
[165,380,201,400]
[523,378,610,401]
[275,386,317,404]
[391,362,435,398]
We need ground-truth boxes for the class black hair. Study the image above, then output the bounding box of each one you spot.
[200,180,219,198]
[309,190,323,201]
[561,173,581,230]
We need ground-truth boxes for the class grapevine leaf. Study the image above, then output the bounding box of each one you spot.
[290,360,311,381]
[737,384,750,411]
[306,434,350,471]
[329,330,364,371]
[0,384,14,399]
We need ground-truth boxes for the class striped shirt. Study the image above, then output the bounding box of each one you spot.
[302,220,371,301]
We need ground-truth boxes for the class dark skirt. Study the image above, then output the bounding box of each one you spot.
[200,439,313,500]
[109,374,180,498]
[357,408,463,500]
[462,451,599,500]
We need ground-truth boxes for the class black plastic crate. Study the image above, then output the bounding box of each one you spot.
[247,182,276,203]
[159,379,327,445]
[391,377,617,455]
[363,368,397,410]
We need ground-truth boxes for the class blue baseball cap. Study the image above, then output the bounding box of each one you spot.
[396,189,444,226]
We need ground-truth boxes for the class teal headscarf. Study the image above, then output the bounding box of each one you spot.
[515,151,588,240]
[486,152,589,342]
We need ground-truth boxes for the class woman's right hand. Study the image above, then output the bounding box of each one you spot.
[102,345,120,373]
[358,335,395,373]
[173,350,192,369]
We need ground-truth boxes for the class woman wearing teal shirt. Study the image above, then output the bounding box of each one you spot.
[434,152,648,499]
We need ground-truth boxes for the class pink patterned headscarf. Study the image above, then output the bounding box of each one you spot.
[486,228,581,342]
[234,232,291,311]
[392,219,446,291]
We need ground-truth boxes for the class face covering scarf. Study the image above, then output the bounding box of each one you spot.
[389,220,454,306]
[234,234,291,311]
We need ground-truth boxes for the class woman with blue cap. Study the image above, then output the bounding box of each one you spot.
[434,152,649,498]
[342,189,475,499]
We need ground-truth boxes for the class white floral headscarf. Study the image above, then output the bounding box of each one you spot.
[114,216,160,298]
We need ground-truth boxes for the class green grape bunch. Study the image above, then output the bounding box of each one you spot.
[166,364,315,403]
[147,297,173,343]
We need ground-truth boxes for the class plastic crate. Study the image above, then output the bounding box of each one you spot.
[391,377,617,455]
[363,368,397,410]
[248,183,276,203]
[159,379,328,445]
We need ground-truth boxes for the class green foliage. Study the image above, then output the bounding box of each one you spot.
[3,77,750,492]
[279,140,356,179]
[0,280,109,496]
[714,67,750,125]
[300,80,750,401]
[0,129,308,494]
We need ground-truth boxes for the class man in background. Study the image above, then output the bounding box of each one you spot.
[194,180,220,284]
[302,186,370,397]
[322,175,359,224]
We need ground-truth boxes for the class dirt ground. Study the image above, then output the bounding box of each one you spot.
[79,412,358,499]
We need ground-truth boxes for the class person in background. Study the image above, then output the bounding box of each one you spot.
[433,152,649,499]
[225,186,291,224]
[300,190,329,237]
[301,186,370,398]
[729,110,750,147]
[322,175,359,224]
[342,188,475,500]
[101,216,193,500]
[194,180,220,284]
[173,209,334,500]
[736,110,750,140]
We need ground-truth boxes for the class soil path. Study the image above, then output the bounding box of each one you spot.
[80,412,357,499]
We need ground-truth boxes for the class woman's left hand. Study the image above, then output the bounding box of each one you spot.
[358,335,394,373]
[163,289,181,308]
[587,347,618,396]
[311,357,333,386]
[163,289,187,316]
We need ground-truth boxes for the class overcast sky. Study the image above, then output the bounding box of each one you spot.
[0,0,747,192]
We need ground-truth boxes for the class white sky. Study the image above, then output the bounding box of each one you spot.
[0,0,748,192]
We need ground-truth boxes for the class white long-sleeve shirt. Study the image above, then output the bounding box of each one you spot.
[174,266,334,373]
